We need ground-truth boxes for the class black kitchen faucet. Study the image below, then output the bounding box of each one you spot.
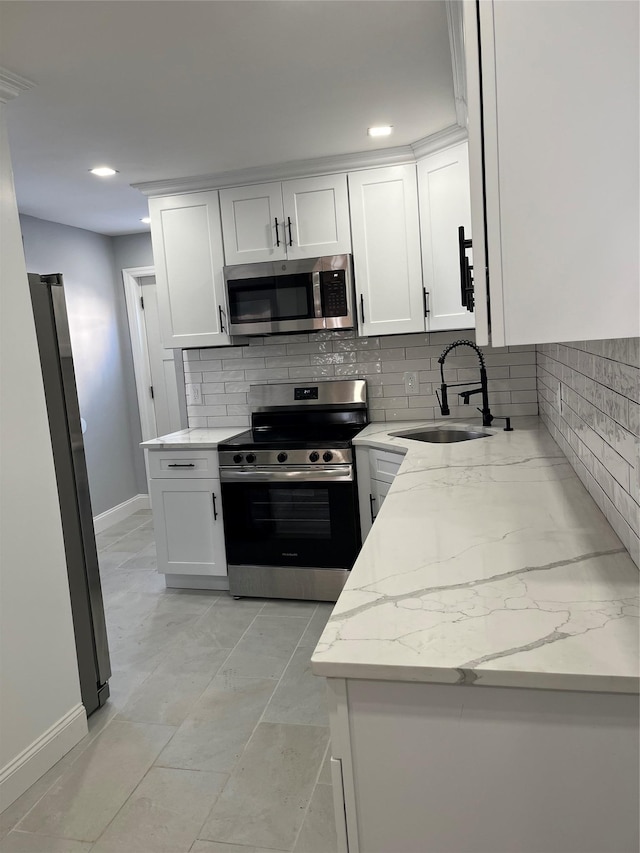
[436,339,513,431]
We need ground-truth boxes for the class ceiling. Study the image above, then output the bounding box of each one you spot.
[0,1,457,236]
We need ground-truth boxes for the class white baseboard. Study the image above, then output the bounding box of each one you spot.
[164,573,230,591]
[93,493,150,533]
[0,703,87,812]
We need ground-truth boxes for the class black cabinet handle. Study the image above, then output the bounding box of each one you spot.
[287,217,293,247]
[458,225,474,312]
[212,492,219,521]
[369,494,376,524]
[274,217,281,247]
[360,294,365,325]
[423,288,430,317]
[219,304,227,334]
[168,463,195,468]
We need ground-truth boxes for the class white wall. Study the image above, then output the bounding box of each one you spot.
[0,105,87,810]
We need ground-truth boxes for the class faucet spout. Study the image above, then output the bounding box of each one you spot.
[437,339,494,427]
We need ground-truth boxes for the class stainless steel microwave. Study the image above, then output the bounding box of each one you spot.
[223,254,355,336]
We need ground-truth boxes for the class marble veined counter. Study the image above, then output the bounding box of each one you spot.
[312,417,639,693]
[141,426,247,449]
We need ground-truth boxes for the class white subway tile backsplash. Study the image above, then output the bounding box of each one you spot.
[537,338,639,567]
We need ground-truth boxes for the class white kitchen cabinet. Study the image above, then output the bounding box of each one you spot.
[418,141,474,333]
[348,165,425,337]
[464,0,639,346]
[148,191,230,349]
[356,445,404,540]
[147,449,228,587]
[325,678,639,853]
[219,174,351,265]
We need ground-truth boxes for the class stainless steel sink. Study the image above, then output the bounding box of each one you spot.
[389,427,490,443]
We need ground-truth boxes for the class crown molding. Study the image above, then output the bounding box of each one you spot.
[446,0,468,129]
[0,67,35,104]
[133,125,468,198]
[133,144,418,197]
[410,124,468,159]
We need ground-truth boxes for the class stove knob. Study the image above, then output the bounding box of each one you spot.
[309,451,320,463]
[233,454,243,464]
[277,452,288,463]
[323,451,334,462]
[245,453,256,464]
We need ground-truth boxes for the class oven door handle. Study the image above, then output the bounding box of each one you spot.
[220,465,354,483]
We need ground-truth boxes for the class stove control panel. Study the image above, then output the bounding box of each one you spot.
[219,447,353,467]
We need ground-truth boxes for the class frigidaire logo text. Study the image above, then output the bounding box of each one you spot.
[282,552,298,557]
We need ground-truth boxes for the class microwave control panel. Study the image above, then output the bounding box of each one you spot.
[320,270,348,317]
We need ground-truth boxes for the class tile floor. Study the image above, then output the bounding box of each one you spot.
[1,511,337,853]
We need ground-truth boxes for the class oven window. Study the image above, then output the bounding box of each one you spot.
[228,274,313,324]
[250,486,330,540]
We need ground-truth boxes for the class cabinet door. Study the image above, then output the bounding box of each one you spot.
[370,477,392,523]
[418,142,474,333]
[150,478,227,577]
[282,174,351,260]
[348,165,425,337]
[149,191,230,349]
[465,0,639,345]
[219,182,286,265]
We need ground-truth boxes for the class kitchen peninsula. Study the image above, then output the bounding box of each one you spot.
[312,417,639,853]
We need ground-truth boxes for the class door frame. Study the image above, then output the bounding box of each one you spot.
[122,265,157,441]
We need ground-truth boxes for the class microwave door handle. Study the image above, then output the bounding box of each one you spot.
[312,271,323,318]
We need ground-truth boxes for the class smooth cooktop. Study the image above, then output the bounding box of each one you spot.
[218,424,365,450]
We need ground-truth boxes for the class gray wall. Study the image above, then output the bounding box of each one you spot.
[537,339,639,567]
[20,215,146,515]
[112,231,154,271]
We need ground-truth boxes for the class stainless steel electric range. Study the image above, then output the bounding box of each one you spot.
[218,379,368,602]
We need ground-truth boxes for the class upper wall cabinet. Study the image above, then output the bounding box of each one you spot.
[464,0,640,346]
[348,165,425,337]
[149,191,230,349]
[219,174,351,265]
[418,141,474,333]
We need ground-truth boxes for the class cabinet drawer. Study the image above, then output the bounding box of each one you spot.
[369,448,404,484]
[148,450,219,479]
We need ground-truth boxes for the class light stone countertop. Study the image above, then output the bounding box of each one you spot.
[140,426,247,449]
[312,416,640,693]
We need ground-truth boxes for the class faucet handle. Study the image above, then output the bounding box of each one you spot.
[478,409,513,431]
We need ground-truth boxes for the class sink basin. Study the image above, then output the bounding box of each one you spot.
[389,427,490,444]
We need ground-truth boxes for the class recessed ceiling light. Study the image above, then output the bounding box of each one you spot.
[367,126,393,138]
[140,217,151,224]
[89,166,117,177]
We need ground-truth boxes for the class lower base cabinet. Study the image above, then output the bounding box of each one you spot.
[149,475,227,578]
[326,677,639,853]
[356,445,405,540]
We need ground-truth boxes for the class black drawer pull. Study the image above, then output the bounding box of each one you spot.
[360,294,365,325]
[275,217,281,247]
[219,304,227,334]
[287,216,293,247]
[168,463,195,468]
[369,493,377,523]
[212,492,219,520]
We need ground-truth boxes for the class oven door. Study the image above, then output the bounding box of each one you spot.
[220,467,361,569]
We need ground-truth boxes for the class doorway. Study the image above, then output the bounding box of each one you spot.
[122,266,187,444]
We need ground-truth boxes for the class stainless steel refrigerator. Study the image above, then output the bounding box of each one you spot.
[29,272,111,715]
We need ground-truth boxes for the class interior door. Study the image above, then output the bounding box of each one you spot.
[140,276,185,437]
